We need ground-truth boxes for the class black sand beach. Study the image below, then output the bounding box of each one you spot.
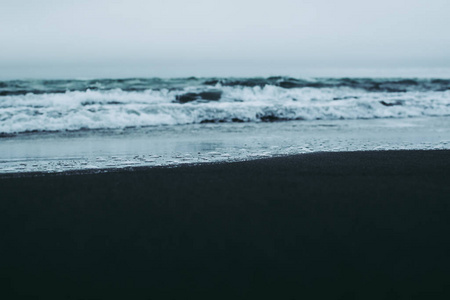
[1,150,450,299]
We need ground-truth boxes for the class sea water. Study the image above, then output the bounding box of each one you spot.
[1,77,449,174]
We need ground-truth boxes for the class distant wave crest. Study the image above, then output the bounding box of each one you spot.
[1,77,449,96]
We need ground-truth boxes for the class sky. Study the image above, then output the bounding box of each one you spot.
[1,0,450,78]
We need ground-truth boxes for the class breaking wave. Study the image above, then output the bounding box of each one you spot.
[1,77,450,134]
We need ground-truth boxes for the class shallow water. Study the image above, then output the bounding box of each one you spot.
[1,117,449,174]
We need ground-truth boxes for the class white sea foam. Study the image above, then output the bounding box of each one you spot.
[1,86,449,134]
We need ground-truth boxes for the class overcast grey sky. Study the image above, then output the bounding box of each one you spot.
[1,0,450,78]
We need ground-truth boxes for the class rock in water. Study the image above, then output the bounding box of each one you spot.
[176,89,222,103]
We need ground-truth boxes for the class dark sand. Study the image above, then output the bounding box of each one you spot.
[1,150,450,299]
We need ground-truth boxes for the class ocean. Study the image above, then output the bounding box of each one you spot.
[1,77,449,174]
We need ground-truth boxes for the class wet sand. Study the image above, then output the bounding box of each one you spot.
[1,150,450,299]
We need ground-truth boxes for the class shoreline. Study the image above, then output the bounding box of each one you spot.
[1,148,449,179]
[1,150,450,299]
